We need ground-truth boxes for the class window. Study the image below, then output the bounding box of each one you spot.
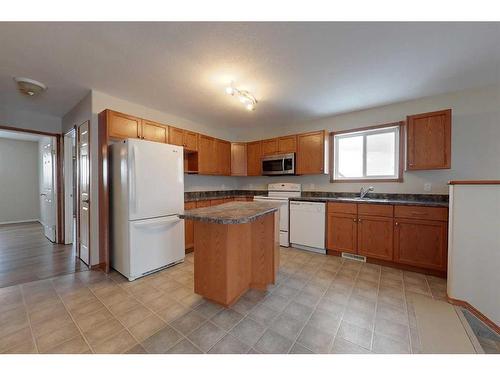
[331,123,403,182]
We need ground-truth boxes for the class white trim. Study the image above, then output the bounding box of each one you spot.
[0,219,41,225]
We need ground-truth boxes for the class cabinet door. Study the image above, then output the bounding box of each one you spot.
[327,213,357,253]
[247,141,262,176]
[141,120,167,143]
[198,135,216,174]
[184,131,198,151]
[278,135,297,154]
[357,215,394,261]
[184,201,196,251]
[394,218,448,271]
[231,143,247,176]
[262,138,278,155]
[169,127,185,147]
[107,111,141,140]
[407,109,451,170]
[296,131,326,175]
[220,141,231,175]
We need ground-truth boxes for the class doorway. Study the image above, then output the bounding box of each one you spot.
[0,125,86,287]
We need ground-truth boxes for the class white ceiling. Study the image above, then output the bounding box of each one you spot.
[0,22,499,130]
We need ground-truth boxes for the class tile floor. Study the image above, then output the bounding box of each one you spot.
[0,247,449,354]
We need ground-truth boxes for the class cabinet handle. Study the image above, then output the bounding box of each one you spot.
[358,219,362,223]
[395,222,399,226]
[353,218,357,222]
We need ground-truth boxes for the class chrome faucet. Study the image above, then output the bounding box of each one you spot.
[360,186,374,199]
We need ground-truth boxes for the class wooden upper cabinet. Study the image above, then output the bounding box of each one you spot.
[262,138,279,155]
[169,127,185,147]
[394,218,448,271]
[141,120,168,143]
[107,110,141,140]
[169,127,198,151]
[296,130,327,175]
[247,141,262,176]
[198,135,216,175]
[184,131,198,151]
[215,139,231,176]
[231,143,247,176]
[357,215,394,261]
[278,135,297,154]
[407,109,451,170]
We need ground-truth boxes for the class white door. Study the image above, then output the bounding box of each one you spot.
[39,137,56,242]
[128,139,184,221]
[78,122,90,265]
[129,215,184,280]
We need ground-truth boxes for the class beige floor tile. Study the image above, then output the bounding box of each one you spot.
[188,321,226,352]
[31,310,73,337]
[141,326,183,353]
[44,335,90,354]
[254,329,294,354]
[343,306,375,330]
[331,337,372,354]
[372,333,410,354]
[28,302,66,324]
[73,308,114,332]
[0,313,29,338]
[336,321,373,350]
[208,334,250,354]
[157,301,191,323]
[307,310,341,335]
[83,318,124,345]
[92,329,137,354]
[166,338,203,354]
[115,305,152,328]
[374,317,410,343]
[2,337,37,353]
[36,322,80,353]
[129,315,166,342]
[107,296,140,315]
[211,309,243,330]
[0,326,32,352]
[229,317,266,346]
[296,323,335,354]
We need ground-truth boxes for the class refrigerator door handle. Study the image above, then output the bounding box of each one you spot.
[132,216,181,230]
[130,145,138,214]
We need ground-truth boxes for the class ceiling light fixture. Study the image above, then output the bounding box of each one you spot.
[225,82,257,111]
[13,77,47,97]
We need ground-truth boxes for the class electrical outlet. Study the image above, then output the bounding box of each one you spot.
[424,183,432,192]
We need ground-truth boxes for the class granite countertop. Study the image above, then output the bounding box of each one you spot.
[289,196,449,207]
[184,190,266,202]
[179,201,281,224]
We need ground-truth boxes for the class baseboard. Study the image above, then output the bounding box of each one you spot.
[447,294,500,335]
[90,262,106,272]
[0,219,40,225]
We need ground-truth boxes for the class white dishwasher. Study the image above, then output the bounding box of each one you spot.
[289,201,326,254]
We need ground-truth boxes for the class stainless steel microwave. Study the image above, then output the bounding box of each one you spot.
[262,153,295,175]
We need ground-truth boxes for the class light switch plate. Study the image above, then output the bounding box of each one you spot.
[424,183,432,192]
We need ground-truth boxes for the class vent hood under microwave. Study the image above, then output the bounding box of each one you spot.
[262,153,295,176]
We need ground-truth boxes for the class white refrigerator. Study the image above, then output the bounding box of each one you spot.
[111,139,185,281]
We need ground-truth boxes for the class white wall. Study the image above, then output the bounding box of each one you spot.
[0,107,61,134]
[237,84,500,194]
[0,138,40,224]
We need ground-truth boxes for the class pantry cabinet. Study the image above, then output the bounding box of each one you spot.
[296,130,327,175]
[407,109,451,170]
[327,202,448,272]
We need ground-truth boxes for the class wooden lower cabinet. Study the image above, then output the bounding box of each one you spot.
[357,215,394,261]
[327,202,448,272]
[394,218,448,271]
[327,213,357,253]
[184,201,196,252]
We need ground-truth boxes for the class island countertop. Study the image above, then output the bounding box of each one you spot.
[179,201,281,224]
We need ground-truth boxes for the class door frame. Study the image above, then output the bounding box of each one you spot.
[63,127,76,245]
[76,121,91,266]
[0,124,63,243]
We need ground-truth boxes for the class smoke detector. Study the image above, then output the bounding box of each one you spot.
[13,77,47,96]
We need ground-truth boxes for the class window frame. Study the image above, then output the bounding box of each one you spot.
[329,121,405,183]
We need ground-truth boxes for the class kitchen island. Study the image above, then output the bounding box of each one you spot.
[179,201,281,307]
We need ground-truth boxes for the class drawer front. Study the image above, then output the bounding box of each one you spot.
[395,205,448,221]
[357,203,393,218]
[327,202,357,215]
